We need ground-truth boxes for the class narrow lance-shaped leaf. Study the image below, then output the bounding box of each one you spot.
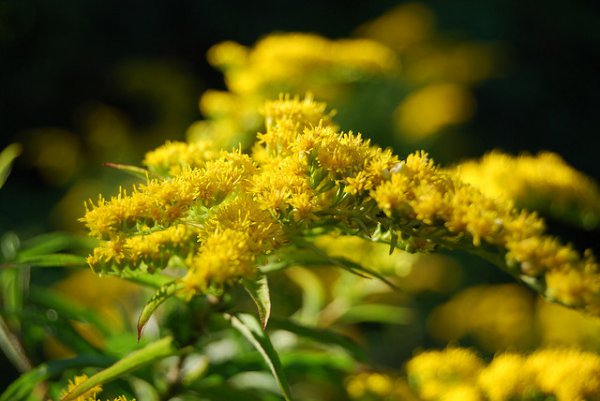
[268,318,365,362]
[16,232,97,259]
[60,337,178,401]
[291,238,398,289]
[340,304,413,325]
[0,143,22,188]
[242,274,271,329]
[14,253,87,268]
[28,285,114,337]
[0,315,31,373]
[0,355,115,401]
[226,313,293,401]
[137,281,183,341]
[103,162,150,180]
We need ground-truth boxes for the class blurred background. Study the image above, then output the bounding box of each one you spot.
[1,0,599,235]
[1,1,600,398]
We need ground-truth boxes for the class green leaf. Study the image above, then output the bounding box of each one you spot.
[60,337,178,401]
[0,355,115,401]
[103,162,150,180]
[322,255,398,290]
[17,232,97,259]
[28,285,114,337]
[0,265,27,321]
[340,304,413,325]
[119,270,174,289]
[226,313,293,401]
[0,315,31,373]
[285,267,324,325]
[268,318,365,361]
[289,238,398,289]
[242,275,271,329]
[137,281,183,341]
[280,350,355,372]
[0,143,22,189]
[14,253,87,268]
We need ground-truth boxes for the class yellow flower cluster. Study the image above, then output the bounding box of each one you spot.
[428,284,536,352]
[83,95,600,313]
[429,283,600,352]
[407,348,484,401]
[182,195,285,293]
[455,151,600,229]
[371,150,600,314]
[208,33,397,96]
[60,375,133,401]
[143,139,219,176]
[356,2,498,141]
[346,372,419,401]
[81,148,271,291]
[185,32,399,150]
[408,348,600,401]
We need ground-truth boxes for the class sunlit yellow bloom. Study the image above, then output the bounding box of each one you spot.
[428,284,536,352]
[143,140,219,176]
[262,93,333,132]
[218,33,396,96]
[394,83,475,140]
[477,353,531,401]
[356,2,435,51]
[407,348,484,400]
[206,40,248,70]
[182,229,257,294]
[407,347,600,401]
[371,149,600,313]
[87,237,127,272]
[59,374,134,401]
[61,375,102,401]
[526,348,600,401]
[440,385,483,401]
[83,95,600,312]
[455,151,600,229]
[124,224,200,269]
[536,299,600,349]
[346,372,420,401]
[202,194,285,251]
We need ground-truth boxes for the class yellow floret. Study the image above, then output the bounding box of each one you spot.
[407,348,484,400]
[455,151,600,229]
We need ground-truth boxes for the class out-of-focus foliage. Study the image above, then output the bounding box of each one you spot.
[0,144,22,189]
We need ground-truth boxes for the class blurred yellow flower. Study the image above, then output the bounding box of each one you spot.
[60,374,134,401]
[428,284,536,352]
[394,83,475,140]
[455,151,600,229]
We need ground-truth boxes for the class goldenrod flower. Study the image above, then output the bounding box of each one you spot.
[82,95,600,314]
[428,284,536,352]
[407,348,484,400]
[526,348,600,400]
[346,371,420,401]
[59,375,134,401]
[455,151,600,229]
[143,139,219,176]
[213,33,396,96]
[407,347,600,401]
[394,83,475,140]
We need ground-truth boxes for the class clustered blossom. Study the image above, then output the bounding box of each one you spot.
[454,151,600,229]
[208,33,397,96]
[82,95,600,314]
[406,348,600,401]
[61,375,133,401]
